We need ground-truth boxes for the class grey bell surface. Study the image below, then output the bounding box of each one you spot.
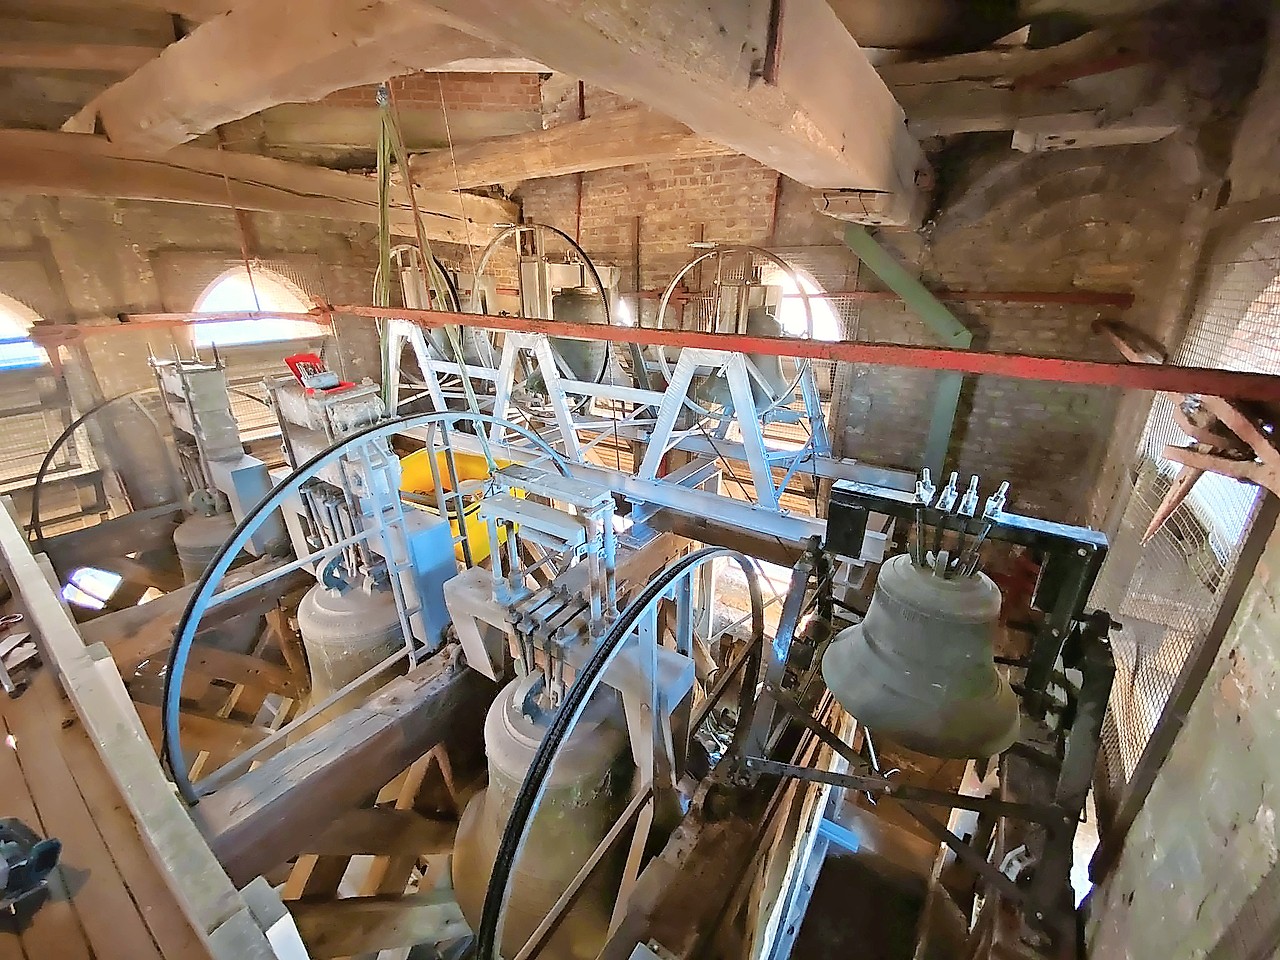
[821,553,1019,758]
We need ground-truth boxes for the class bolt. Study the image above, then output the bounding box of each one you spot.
[1077,548,1087,557]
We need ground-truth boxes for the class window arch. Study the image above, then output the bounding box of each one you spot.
[192,266,325,347]
[760,264,842,342]
[0,292,48,370]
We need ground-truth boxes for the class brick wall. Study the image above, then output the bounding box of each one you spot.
[0,195,389,510]
[519,155,780,298]
[1087,12,1280,958]
[852,140,1204,521]
[519,104,1201,520]
[321,72,543,112]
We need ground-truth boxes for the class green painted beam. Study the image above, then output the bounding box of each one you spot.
[842,224,974,477]
[923,371,965,480]
[842,224,973,349]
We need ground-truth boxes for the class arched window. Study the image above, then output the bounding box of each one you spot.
[192,266,325,347]
[0,293,48,370]
[761,265,842,342]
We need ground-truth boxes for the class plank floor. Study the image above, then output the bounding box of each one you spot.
[0,666,213,960]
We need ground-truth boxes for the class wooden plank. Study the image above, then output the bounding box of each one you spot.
[305,807,456,858]
[133,701,274,759]
[0,499,282,960]
[0,40,160,72]
[408,107,731,189]
[185,645,304,699]
[62,0,529,149]
[0,129,516,245]
[58,718,214,960]
[196,650,495,887]
[420,0,923,201]
[3,672,165,960]
[289,890,468,959]
[40,505,182,583]
[0,712,93,960]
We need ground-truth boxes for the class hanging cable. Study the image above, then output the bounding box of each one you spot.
[376,82,496,470]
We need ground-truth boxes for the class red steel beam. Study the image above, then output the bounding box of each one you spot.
[327,305,1280,403]
[28,311,330,345]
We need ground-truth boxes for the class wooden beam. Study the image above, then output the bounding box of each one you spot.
[290,890,468,959]
[133,701,274,759]
[0,40,161,72]
[894,81,1096,137]
[420,0,923,203]
[184,645,305,699]
[65,0,922,217]
[879,28,1133,87]
[305,807,457,858]
[0,129,515,244]
[63,0,525,150]
[195,649,496,887]
[39,505,183,582]
[81,557,311,675]
[409,106,731,189]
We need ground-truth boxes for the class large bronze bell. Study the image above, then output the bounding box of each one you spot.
[821,553,1019,758]
[452,673,633,960]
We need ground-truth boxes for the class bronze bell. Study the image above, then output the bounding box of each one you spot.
[821,553,1019,758]
[696,306,792,412]
[452,673,633,960]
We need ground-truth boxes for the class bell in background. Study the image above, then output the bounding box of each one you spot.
[821,553,1019,758]
[452,672,633,960]
[696,306,793,412]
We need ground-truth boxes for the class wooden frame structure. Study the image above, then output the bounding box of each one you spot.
[0,497,496,959]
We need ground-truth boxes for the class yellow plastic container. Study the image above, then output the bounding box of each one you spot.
[400,448,514,563]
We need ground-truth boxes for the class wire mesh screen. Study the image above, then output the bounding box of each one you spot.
[1091,220,1279,820]
[0,366,94,493]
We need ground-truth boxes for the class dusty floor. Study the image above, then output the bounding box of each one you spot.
[793,853,924,960]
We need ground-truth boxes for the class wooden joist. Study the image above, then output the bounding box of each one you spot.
[289,890,468,959]
[305,807,458,858]
[409,106,732,189]
[195,648,496,887]
[62,0,528,150]
[62,0,922,219]
[0,129,516,244]
[419,0,923,206]
[0,40,161,73]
